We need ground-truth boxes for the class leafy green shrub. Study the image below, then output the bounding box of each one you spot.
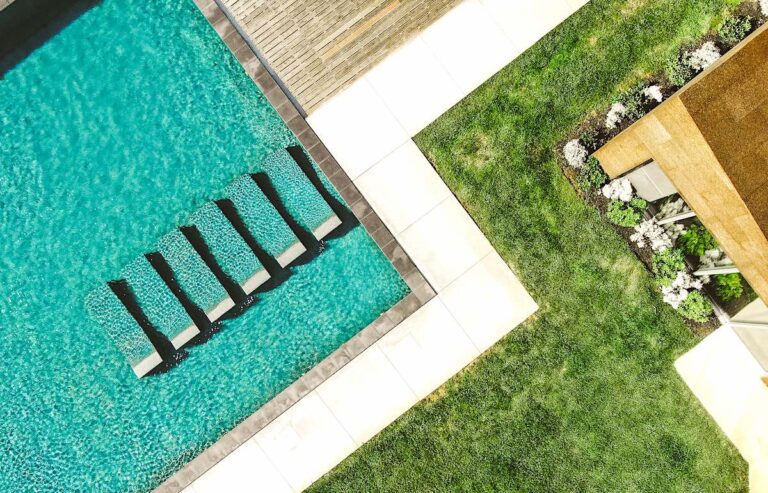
[677,291,714,322]
[652,248,687,286]
[718,16,752,45]
[678,222,718,256]
[666,55,694,87]
[606,198,648,227]
[577,156,608,191]
[617,84,647,120]
[579,128,599,151]
[714,273,744,301]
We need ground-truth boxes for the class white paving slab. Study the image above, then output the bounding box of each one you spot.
[378,298,480,399]
[676,325,768,492]
[355,141,452,235]
[440,252,538,352]
[316,345,418,445]
[253,392,357,492]
[308,78,409,180]
[675,327,766,441]
[420,0,521,93]
[398,196,493,291]
[366,36,464,135]
[480,0,574,51]
[565,0,590,9]
[191,441,291,493]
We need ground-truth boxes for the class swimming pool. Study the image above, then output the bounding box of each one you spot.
[0,0,408,491]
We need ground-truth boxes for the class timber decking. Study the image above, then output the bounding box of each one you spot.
[221,0,462,113]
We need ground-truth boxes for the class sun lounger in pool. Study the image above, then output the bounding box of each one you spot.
[121,255,199,349]
[225,174,307,268]
[260,148,342,241]
[85,284,162,378]
[156,229,234,323]
[189,202,270,295]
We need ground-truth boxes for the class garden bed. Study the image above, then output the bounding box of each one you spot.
[559,0,766,335]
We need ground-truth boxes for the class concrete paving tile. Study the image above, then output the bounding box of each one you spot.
[355,141,452,235]
[253,392,357,492]
[365,36,464,135]
[479,0,573,51]
[675,327,766,440]
[420,0,521,93]
[439,252,537,352]
[398,197,493,291]
[307,78,409,180]
[377,298,479,399]
[316,345,418,445]
[191,441,292,493]
[676,323,768,493]
[564,0,590,10]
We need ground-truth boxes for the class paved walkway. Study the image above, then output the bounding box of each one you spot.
[676,299,768,492]
[181,0,587,491]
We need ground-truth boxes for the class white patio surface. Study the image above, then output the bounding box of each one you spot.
[185,0,587,491]
[675,298,768,492]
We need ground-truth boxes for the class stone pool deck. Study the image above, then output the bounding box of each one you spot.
[162,0,589,491]
[676,299,768,491]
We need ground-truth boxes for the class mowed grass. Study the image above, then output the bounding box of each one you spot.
[309,0,748,491]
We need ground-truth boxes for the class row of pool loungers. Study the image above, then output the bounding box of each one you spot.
[85,148,344,378]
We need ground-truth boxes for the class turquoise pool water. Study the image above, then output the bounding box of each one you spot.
[0,0,408,491]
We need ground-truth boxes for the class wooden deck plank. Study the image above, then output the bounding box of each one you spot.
[220,0,463,113]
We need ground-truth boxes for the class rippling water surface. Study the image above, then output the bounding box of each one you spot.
[0,1,408,490]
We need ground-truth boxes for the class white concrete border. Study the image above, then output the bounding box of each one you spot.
[276,241,307,268]
[242,269,271,295]
[311,215,343,241]
[170,323,201,350]
[206,296,236,322]
[132,351,164,378]
[185,0,589,491]
[676,300,768,491]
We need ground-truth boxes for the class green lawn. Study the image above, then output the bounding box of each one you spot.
[309,0,748,491]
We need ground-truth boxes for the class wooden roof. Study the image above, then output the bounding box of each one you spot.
[595,23,768,303]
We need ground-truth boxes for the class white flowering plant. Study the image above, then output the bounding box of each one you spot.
[642,85,664,103]
[563,139,588,169]
[698,248,732,269]
[661,271,704,309]
[630,219,673,252]
[605,102,627,129]
[761,0,768,17]
[663,222,686,242]
[695,248,735,284]
[657,198,689,219]
[686,41,721,71]
[601,178,634,202]
[655,198,690,241]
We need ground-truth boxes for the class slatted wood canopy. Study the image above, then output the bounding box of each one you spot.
[221,0,461,113]
[595,23,768,303]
